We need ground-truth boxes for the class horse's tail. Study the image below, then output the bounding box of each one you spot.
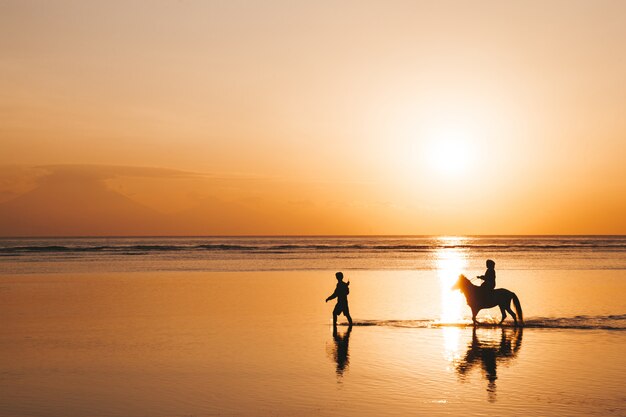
[512,292,524,326]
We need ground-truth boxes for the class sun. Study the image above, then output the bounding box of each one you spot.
[425,127,475,177]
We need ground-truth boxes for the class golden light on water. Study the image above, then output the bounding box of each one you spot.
[435,237,468,323]
[442,327,462,363]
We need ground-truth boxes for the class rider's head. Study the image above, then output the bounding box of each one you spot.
[486,259,495,268]
[335,272,344,281]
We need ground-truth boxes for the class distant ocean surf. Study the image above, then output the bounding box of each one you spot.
[1,236,625,274]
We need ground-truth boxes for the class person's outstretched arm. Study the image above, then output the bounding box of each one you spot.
[325,289,338,302]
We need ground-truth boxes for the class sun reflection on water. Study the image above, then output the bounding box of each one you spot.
[442,327,462,362]
[434,237,468,323]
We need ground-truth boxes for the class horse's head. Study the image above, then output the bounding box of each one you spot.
[451,274,469,291]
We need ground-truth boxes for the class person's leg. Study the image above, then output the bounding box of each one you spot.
[344,305,353,326]
[333,303,340,326]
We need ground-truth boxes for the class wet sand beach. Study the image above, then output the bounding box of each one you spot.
[1,268,625,417]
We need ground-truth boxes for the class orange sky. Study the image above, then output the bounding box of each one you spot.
[1,1,625,236]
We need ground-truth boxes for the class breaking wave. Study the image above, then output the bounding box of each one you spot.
[348,314,626,331]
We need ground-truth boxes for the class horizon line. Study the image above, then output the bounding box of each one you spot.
[1,234,625,239]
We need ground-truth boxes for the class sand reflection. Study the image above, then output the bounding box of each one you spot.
[434,237,468,322]
[453,328,524,402]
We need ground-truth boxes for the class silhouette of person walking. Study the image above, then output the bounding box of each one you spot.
[331,325,352,376]
[477,259,496,291]
[325,271,353,326]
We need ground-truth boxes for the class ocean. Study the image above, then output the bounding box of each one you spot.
[2,235,626,273]
[1,236,625,416]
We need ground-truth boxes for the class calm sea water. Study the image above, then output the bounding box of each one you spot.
[1,236,625,416]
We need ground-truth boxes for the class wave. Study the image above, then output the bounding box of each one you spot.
[2,238,626,255]
[0,244,187,253]
[348,315,626,330]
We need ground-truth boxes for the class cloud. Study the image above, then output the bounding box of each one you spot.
[0,164,372,235]
[0,165,171,236]
[38,164,206,180]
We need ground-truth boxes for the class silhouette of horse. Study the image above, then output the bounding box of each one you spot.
[455,327,523,402]
[452,274,524,326]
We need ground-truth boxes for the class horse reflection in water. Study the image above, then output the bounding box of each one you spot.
[455,327,523,402]
[327,325,352,379]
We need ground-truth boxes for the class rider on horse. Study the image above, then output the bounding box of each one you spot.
[477,259,496,293]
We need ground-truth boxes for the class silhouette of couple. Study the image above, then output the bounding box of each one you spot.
[325,260,499,325]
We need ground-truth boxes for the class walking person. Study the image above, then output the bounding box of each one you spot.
[325,271,353,327]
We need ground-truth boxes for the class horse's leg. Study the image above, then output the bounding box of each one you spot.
[505,301,517,326]
[499,305,507,325]
[471,307,478,326]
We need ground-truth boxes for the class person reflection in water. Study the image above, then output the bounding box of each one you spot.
[325,271,353,327]
[330,325,352,376]
[455,327,523,402]
[476,259,496,292]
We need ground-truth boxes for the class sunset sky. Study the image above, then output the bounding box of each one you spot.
[1,1,625,235]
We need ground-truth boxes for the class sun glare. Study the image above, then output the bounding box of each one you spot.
[442,327,462,363]
[435,237,468,323]
[425,127,475,177]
